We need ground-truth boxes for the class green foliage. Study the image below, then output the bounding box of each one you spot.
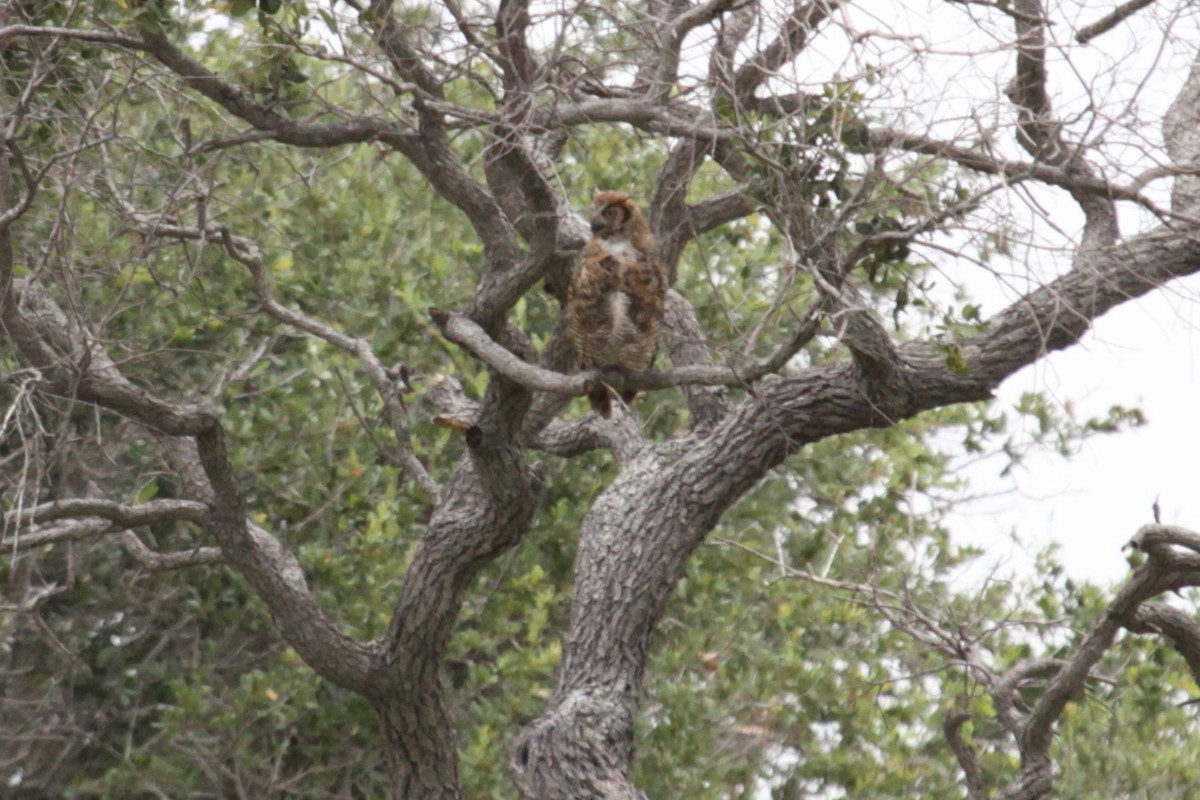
[2,6,1195,800]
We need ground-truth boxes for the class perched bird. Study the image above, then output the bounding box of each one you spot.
[567,191,667,417]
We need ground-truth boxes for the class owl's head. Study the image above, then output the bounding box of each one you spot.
[589,191,647,239]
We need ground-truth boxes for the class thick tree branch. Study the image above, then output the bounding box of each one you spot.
[365,0,447,99]
[495,0,537,93]
[1007,0,1118,252]
[732,1,838,101]
[809,268,910,424]
[376,365,544,796]
[660,290,732,429]
[133,25,521,286]
[650,140,706,281]
[1164,53,1200,214]
[1,518,111,550]
[991,658,1066,739]
[0,147,374,694]
[1076,0,1156,44]
[4,280,220,437]
[194,425,376,692]
[1001,526,1200,800]
[1126,603,1200,687]
[137,30,414,148]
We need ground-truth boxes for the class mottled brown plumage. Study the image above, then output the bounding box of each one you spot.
[567,191,666,417]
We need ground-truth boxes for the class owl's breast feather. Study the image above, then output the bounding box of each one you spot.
[596,237,641,260]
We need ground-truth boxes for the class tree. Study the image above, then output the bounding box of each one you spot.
[3,1,1200,798]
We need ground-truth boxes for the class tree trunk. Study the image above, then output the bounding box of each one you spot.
[375,682,462,800]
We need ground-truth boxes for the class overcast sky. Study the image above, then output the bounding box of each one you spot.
[947,276,1200,586]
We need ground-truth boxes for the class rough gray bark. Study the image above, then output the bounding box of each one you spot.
[4,3,1200,799]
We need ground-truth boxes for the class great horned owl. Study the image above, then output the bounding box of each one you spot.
[567,191,667,417]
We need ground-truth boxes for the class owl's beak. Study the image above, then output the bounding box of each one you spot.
[590,221,605,234]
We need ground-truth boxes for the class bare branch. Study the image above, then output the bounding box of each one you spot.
[1,518,110,551]
[365,0,447,99]
[119,532,223,570]
[194,425,375,692]
[1010,527,1200,798]
[1128,524,1200,556]
[5,497,208,529]
[866,126,1166,217]
[943,711,988,800]
[0,23,144,49]
[138,30,414,148]
[223,231,439,501]
[661,291,731,429]
[651,140,707,281]
[808,268,909,423]
[1076,0,1156,44]
[1125,603,1200,688]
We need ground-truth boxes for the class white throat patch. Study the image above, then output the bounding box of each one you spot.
[597,238,640,260]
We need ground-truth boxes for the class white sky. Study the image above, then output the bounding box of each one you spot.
[948,276,1200,585]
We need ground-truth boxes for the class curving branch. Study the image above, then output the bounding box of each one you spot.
[995,525,1200,800]
[119,532,224,570]
[991,658,1067,739]
[944,711,987,800]
[1126,603,1200,686]
[3,281,220,437]
[1007,0,1119,252]
[865,126,1169,217]
[221,231,439,500]
[732,0,839,101]
[375,358,545,797]
[495,0,537,93]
